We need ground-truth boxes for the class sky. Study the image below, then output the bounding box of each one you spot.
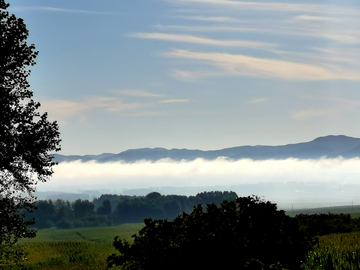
[7,1,360,207]
[9,0,360,155]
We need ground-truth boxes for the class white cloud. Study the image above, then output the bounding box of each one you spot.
[164,49,359,81]
[132,32,275,49]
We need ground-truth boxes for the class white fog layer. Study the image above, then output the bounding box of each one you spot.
[37,158,360,210]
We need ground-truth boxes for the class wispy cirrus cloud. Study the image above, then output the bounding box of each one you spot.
[176,15,242,23]
[84,96,150,113]
[155,20,360,44]
[165,0,360,15]
[154,24,266,33]
[171,69,223,81]
[12,6,113,15]
[40,96,152,125]
[291,108,338,120]
[164,49,360,81]
[294,15,333,21]
[132,32,275,49]
[155,23,360,44]
[41,92,193,124]
[39,100,88,125]
[248,98,268,104]
[291,96,360,119]
[113,89,164,98]
[159,99,191,103]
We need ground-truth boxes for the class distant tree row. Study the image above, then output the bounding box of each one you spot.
[26,191,238,229]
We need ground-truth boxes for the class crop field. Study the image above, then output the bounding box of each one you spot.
[287,205,360,218]
[302,232,360,269]
[4,223,144,270]
[4,223,360,269]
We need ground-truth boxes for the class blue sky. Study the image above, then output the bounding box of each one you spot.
[10,0,360,155]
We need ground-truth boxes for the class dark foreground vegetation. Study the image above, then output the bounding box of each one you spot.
[26,191,237,229]
[108,195,312,270]
[108,195,360,270]
[5,195,360,269]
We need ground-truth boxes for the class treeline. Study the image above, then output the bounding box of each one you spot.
[26,191,238,229]
[295,213,360,236]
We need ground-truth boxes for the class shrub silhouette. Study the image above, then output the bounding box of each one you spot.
[108,195,313,270]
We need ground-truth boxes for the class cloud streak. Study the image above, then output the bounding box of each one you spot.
[40,96,152,124]
[294,15,333,21]
[164,49,359,81]
[176,15,242,23]
[159,99,191,103]
[13,6,113,15]
[165,0,360,15]
[113,89,163,98]
[291,108,338,120]
[132,32,275,49]
[248,98,268,104]
[40,92,194,124]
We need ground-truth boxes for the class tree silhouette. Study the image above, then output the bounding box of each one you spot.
[97,199,112,215]
[0,0,61,265]
[108,195,314,270]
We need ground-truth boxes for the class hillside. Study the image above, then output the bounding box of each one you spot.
[54,135,360,163]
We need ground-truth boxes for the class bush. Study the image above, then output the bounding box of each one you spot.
[108,195,314,270]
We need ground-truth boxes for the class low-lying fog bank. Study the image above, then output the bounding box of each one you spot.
[37,157,360,210]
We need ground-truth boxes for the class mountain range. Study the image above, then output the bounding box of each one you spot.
[54,135,360,163]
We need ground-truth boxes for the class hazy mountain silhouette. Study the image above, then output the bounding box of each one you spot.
[54,135,360,163]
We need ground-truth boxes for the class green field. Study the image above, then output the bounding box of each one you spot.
[4,223,144,270]
[9,226,360,270]
[286,205,360,218]
[5,208,360,269]
[302,232,360,269]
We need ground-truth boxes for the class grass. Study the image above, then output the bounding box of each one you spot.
[4,223,144,270]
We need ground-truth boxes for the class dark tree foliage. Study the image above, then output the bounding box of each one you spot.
[108,196,314,270]
[97,199,112,215]
[145,191,161,200]
[73,199,94,219]
[26,192,237,229]
[0,0,60,264]
[295,213,353,237]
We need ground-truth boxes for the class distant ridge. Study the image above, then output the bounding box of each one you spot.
[54,135,360,163]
